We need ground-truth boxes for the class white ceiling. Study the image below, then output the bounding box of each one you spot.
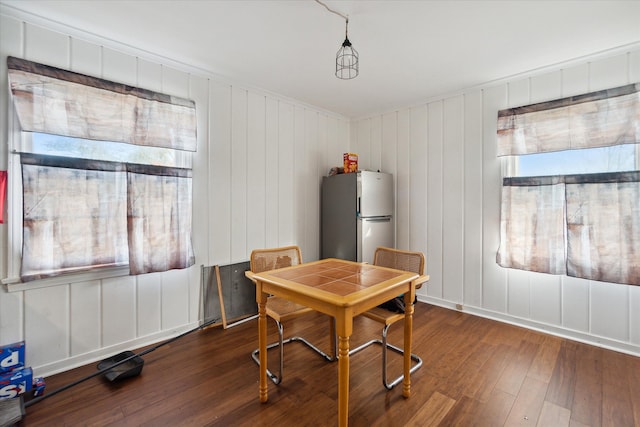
[2,0,640,118]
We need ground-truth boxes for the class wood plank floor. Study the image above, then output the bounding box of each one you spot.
[15,304,640,426]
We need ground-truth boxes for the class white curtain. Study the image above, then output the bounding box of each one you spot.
[11,56,197,282]
[497,83,639,156]
[127,166,194,275]
[497,177,566,275]
[497,83,640,286]
[20,155,129,281]
[8,56,197,152]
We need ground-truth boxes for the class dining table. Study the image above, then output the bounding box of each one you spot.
[247,257,427,427]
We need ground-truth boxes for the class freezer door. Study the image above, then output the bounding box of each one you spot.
[358,171,394,217]
[357,216,394,264]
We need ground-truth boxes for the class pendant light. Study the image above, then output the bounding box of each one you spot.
[336,18,358,79]
[316,0,359,80]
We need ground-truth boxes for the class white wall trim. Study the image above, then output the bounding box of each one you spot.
[419,295,640,358]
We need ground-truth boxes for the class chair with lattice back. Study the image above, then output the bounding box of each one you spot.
[349,246,427,389]
[249,245,336,384]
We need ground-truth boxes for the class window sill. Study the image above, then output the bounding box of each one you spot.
[2,266,131,292]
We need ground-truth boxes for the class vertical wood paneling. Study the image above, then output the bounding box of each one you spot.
[381,113,398,179]
[426,102,443,298]
[562,276,590,332]
[24,23,67,68]
[277,102,295,246]
[630,286,640,345]
[408,105,427,254]
[560,63,589,97]
[326,115,343,171]
[396,110,410,251]
[589,53,629,91]
[24,286,69,367]
[529,71,562,103]
[317,113,328,176]
[381,112,398,245]
[463,90,483,308]
[102,47,136,85]
[265,98,280,248]
[102,275,136,347]
[370,116,382,172]
[70,38,100,75]
[137,58,163,92]
[0,15,24,345]
[507,269,530,318]
[231,87,248,262]
[294,106,306,252]
[136,273,161,337]
[355,118,371,171]
[530,273,562,325]
[590,282,629,341]
[189,73,211,323]
[507,77,530,107]
[481,84,507,313]
[304,110,319,259]
[442,96,464,303]
[70,280,101,356]
[162,64,191,97]
[630,50,640,82]
[247,92,267,252]
[210,81,232,265]
[160,269,190,329]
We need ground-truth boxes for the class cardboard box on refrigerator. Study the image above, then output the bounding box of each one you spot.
[343,153,358,173]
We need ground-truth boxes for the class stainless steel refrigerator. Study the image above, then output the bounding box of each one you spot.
[321,171,394,264]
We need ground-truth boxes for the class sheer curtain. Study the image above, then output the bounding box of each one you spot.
[497,84,639,286]
[9,56,197,282]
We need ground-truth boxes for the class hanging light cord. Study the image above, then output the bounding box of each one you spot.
[315,0,349,24]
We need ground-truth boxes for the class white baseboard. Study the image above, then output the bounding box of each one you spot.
[32,321,202,378]
[418,296,640,358]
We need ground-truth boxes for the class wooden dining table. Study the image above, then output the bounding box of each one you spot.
[247,258,426,427]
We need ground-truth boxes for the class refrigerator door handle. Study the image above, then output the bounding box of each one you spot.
[362,217,392,222]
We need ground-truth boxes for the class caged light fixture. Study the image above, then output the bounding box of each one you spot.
[316,0,359,79]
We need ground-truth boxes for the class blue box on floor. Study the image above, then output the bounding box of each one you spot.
[0,341,25,373]
[0,367,32,399]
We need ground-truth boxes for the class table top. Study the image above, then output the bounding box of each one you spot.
[250,258,420,310]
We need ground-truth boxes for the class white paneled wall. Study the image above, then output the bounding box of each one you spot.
[0,12,349,376]
[352,46,640,356]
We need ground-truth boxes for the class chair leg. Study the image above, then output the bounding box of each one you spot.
[251,316,337,385]
[380,323,423,390]
[348,322,423,390]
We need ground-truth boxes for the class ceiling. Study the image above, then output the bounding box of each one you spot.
[2,0,639,118]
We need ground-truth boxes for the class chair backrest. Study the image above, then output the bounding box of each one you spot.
[373,246,424,275]
[250,245,303,274]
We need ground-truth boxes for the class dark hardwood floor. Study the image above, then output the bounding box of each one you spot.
[15,304,640,426]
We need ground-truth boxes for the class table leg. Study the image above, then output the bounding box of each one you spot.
[257,284,268,403]
[337,314,353,427]
[402,287,415,398]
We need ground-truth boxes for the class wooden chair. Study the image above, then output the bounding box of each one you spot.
[349,246,427,389]
[249,245,336,384]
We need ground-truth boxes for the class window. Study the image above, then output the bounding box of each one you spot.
[496,83,640,286]
[4,56,197,286]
